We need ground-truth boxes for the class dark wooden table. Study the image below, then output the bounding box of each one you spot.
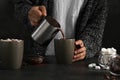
[0,55,119,80]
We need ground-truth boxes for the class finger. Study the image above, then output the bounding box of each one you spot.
[75,40,83,45]
[29,16,39,26]
[75,40,84,47]
[30,8,42,20]
[75,47,86,54]
[39,6,47,16]
[29,6,43,19]
[28,17,37,26]
[37,9,43,17]
[30,17,41,23]
[28,13,41,24]
[74,54,86,61]
[30,21,38,26]
[31,11,42,22]
[72,59,76,62]
[74,51,86,59]
[29,14,42,23]
[73,51,86,62]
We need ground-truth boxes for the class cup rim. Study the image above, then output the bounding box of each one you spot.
[54,38,75,40]
[54,38,75,41]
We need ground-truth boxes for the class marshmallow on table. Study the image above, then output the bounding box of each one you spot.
[88,63,101,70]
[95,66,101,70]
[88,63,94,68]
[88,63,96,68]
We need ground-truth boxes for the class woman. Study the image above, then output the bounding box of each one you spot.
[15,0,108,64]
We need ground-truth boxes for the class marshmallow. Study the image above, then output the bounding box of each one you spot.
[0,38,12,42]
[101,48,107,52]
[101,47,117,55]
[101,48,108,54]
[0,38,22,43]
[99,47,117,70]
[88,64,93,68]
[88,63,101,70]
[88,63,96,68]
[111,47,116,52]
[95,66,101,70]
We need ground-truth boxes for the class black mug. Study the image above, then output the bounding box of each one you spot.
[54,39,75,64]
[0,39,24,69]
[32,16,60,45]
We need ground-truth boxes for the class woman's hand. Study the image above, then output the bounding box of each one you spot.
[73,40,86,62]
[28,6,47,26]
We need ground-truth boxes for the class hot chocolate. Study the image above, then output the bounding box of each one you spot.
[57,28,66,40]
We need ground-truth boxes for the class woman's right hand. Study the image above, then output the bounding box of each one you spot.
[28,6,47,26]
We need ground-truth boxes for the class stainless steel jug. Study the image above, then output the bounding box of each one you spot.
[32,16,61,45]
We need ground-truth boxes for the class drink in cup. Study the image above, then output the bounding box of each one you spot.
[54,28,75,64]
[54,38,75,64]
[0,39,24,69]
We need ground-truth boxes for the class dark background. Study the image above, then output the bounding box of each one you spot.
[0,0,120,54]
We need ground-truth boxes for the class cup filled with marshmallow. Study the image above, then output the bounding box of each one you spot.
[98,47,117,70]
[0,38,24,69]
[88,47,120,76]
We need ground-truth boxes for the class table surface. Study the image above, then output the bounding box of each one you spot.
[0,55,119,80]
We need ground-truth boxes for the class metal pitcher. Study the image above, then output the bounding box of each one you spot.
[32,16,60,45]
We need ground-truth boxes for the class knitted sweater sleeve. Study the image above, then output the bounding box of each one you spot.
[14,0,47,28]
[77,0,108,58]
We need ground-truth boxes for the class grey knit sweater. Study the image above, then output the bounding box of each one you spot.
[15,0,108,58]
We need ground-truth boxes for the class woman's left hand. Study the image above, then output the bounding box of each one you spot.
[73,40,87,62]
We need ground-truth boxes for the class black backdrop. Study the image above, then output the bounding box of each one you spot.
[102,0,120,53]
[0,0,25,38]
[0,0,120,54]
